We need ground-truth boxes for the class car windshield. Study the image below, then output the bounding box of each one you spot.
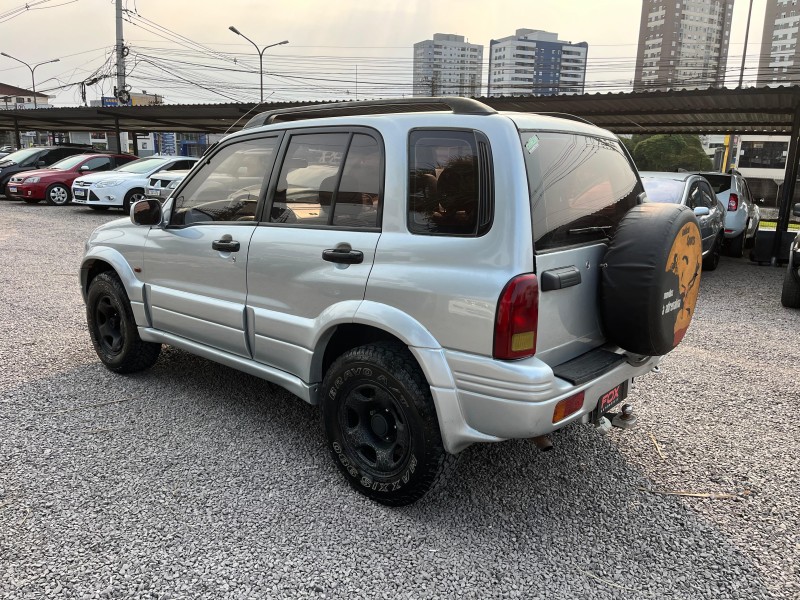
[641,177,686,204]
[116,157,169,174]
[701,174,732,194]
[49,155,91,170]
[0,148,42,166]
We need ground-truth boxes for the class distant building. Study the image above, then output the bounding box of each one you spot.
[487,29,587,96]
[757,0,800,86]
[0,83,50,109]
[413,33,483,97]
[633,0,734,91]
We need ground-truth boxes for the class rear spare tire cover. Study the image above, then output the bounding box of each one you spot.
[600,203,702,356]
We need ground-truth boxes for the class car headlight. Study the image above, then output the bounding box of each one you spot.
[23,176,40,183]
[94,179,125,188]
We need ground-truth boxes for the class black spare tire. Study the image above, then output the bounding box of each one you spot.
[600,203,702,356]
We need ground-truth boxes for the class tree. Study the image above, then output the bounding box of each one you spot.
[631,134,712,171]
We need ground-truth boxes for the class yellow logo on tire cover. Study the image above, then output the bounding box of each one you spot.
[664,221,702,347]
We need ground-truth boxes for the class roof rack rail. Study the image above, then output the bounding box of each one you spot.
[243,97,496,130]
[535,112,597,127]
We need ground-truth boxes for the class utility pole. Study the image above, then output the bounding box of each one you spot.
[115,0,126,104]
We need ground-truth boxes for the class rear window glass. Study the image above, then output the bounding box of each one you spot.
[641,177,686,204]
[520,131,641,251]
[701,174,731,194]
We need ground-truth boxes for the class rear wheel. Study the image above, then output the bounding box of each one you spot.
[320,341,455,506]
[702,233,722,271]
[781,267,800,308]
[45,183,71,206]
[86,272,161,373]
[727,223,747,258]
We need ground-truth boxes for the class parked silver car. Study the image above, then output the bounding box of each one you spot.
[145,169,191,201]
[780,203,800,309]
[80,98,703,505]
[694,169,761,257]
[640,171,725,270]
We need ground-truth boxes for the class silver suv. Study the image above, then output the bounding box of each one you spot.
[80,98,703,505]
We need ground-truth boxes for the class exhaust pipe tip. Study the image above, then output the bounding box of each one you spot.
[532,435,553,451]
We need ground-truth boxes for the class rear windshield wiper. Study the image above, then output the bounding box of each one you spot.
[568,225,612,239]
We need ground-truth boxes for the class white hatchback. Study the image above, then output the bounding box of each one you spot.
[72,155,198,212]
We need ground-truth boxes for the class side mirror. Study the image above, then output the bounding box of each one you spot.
[79,165,90,171]
[793,203,800,218]
[693,206,710,217]
[36,160,46,167]
[131,198,163,226]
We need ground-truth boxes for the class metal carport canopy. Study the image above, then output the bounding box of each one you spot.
[1,86,800,135]
[1,85,797,260]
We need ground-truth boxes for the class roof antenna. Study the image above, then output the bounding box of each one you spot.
[223,92,275,137]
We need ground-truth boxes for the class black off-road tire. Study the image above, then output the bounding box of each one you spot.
[601,203,703,356]
[45,183,71,206]
[86,272,161,373]
[781,267,800,308]
[702,233,722,271]
[321,341,456,506]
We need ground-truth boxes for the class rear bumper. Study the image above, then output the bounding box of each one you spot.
[420,346,661,453]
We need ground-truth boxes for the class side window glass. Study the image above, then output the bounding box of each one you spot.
[699,183,715,208]
[688,184,700,208]
[85,157,112,171]
[171,138,277,226]
[408,130,481,235]
[331,134,381,228]
[270,132,348,225]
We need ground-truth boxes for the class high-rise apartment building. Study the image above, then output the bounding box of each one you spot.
[757,0,800,86]
[487,29,588,96]
[634,0,734,91]
[412,34,483,97]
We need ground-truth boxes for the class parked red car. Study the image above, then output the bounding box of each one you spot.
[5,153,137,205]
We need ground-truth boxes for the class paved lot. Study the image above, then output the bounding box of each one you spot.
[1,201,798,599]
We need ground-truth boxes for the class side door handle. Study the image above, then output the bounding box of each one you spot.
[212,234,241,252]
[322,242,364,265]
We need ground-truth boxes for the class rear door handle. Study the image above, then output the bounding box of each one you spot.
[212,234,240,252]
[322,242,364,264]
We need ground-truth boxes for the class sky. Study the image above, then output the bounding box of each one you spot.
[0,0,770,107]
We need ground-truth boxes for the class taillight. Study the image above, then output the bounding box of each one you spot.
[727,193,739,211]
[552,391,585,423]
[493,274,539,360]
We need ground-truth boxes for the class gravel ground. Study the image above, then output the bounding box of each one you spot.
[1,201,798,600]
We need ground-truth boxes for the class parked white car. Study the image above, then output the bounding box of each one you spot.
[145,169,191,201]
[72,155,198,212]
[694,169,761,257]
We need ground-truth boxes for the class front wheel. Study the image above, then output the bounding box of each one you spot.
[320,342,455,506]
[45,183,71,206]
[86,272,161,373]
[122,189,146,214]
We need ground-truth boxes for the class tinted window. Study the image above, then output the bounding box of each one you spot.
[117,158,170,174]
[695,182,716,209]
[520,131,640,251]
[702,174,732,194]
[331,134,381,228]
[407,130,484,235]
[642,177,686,204]
[269,132,348,225]
[171,137,278,226]
[84,157,113,171]
[49,154,90,170]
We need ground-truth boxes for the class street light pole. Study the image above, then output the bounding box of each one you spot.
[228,26,288,102]
[0,52,60,108]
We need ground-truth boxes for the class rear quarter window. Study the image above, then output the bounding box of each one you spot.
[520,131,641,251]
